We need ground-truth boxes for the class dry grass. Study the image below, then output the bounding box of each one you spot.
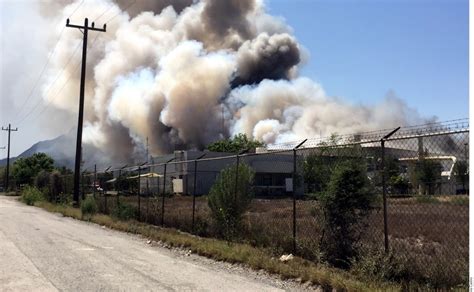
[95,193,468,288]
[32,200,399,292]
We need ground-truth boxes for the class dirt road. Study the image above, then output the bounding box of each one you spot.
[0,196,297,291]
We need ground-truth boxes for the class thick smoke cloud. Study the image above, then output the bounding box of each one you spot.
[34,0,430,163]
[201,0,255,40]
[233,33,300,86]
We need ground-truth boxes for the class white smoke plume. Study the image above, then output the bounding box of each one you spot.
[35,0,428,162]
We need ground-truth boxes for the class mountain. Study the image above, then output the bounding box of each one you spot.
[0,130,112,170]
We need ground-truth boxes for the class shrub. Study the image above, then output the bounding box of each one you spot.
[49,171,63,203]
[415,195,439,204]
[413,159,442,195]
[351,249,415,283]
[208,163,255,240]
[112,201,138,220]
[21,186,44,206]
[35,170,50,190]
[81,196,98,219]
[319,159,376,268]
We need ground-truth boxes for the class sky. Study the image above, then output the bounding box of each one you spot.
[267,0,469,120]
[0,0,469,158]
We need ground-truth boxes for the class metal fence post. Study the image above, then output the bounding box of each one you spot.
[93,164,97,198]
[234,154,240,205]
[234,149,250,206]
[81,171,85,201]
[381,139,389,253]
[138,166,141,220]
[192,154,206,232]
[292,139,307,254]
[116,169,120,206]
[381,127,400,254]
[162,157,175,226]
[146,175,150,223]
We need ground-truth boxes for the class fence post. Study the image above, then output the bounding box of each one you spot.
[192,154,206,233]
[234,149,250,206]
[81,171,85,201]
[116,169,120,206]
[292,139,307,254]
[381,127,400,254]
[162,157,175,226]
[138,166,141,220]
[234,155,240,205]
[146,175,150,223]
[93,164,97,198]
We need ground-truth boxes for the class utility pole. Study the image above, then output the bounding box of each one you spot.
[2,124,18,191]
[66,18,106,206]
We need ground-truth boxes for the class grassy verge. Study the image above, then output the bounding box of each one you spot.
[32,200,399,292]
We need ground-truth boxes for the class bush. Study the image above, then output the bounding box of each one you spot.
[21,186,44,206]
[351,250,415,283]
[35,170,50,190]
[81,196,98,219]
[208,163,255,240]
[319,159,376,268]
[49,171,63,203]
[112,202,138,220]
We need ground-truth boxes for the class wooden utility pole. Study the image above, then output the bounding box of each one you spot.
[66,18,106,206]
[2,124,18,191]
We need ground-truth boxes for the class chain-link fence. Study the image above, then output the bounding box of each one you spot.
[46,120,468,288]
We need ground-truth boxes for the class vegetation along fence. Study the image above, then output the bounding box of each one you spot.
[54,119,469,288]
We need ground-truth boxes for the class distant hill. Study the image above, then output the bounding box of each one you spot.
[0,130,112,170]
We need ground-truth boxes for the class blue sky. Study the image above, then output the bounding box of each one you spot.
[267,0,469,120]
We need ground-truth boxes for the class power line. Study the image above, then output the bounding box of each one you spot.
[14,0,85,121]
[27,34,103,123]
[16,42,82,126]
[14,27,66,119]
[67,0,85,19]
[93,2,115,22]
[103,0,136,24]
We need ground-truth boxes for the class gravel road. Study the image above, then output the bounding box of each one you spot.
[0,196,311,291]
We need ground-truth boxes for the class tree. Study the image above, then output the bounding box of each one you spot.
[384,157,409,195]
[12,153,54,186]
[207,133,264,153]
[413,159,442,195]
[208,163,255,239]
[303,153,331,194]
[319,160,376,269]
[303,134,339,194]
[453,160,469,193]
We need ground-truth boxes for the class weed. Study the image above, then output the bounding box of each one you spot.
[81,196,98,219]
[21,186,44,206]
[112,201,138,220]
[414,196,439,204]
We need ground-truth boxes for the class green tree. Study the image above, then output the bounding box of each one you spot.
[413,159,442,195]
[12,153,54,186]
[207,133,264,153]
[57,166,73,175]
[35,170,51,194]
[208,163,255,240]
[453,160,469,193]
[303,153,331,193]
[384,157,409,195]
[319,160,376,269]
